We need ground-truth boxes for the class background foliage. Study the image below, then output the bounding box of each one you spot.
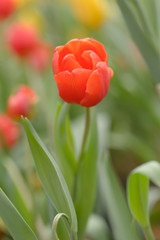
[0,0,160,239]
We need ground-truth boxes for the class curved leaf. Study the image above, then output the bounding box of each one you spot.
[127,161,160,227]
[52,213,72,240]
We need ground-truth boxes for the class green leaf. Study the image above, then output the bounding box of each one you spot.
[117,0,160,83]
[22,117,77,236]
[52,213,74,240]
[99,152,142,240]
[0,188,38,240]
[0,159,34,230]
[127,161,160,227]
[74,110,98,240]
[54,103,76,192]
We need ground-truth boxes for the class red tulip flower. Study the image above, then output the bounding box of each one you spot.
[52,38,113,107]
[28,42,51,71]
[7,85,38,120]
[0,114,20,149]
[5,23,39,57]
[0,0,16,20]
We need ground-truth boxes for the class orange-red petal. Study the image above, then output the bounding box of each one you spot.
[81,50,102,69]
[66,38,107,63]
[85,38,108,63]
[52,45,71,74]
[80,62,111,107]
[54,69,92,104]
[60,53,82,72]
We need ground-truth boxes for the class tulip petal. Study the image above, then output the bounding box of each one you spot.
[54,69,92,104]
[60,53,82,72]
[80,62,111,107]
[85,38,108,63]
[66,38,108,64]
[52,49,60,74]
[52,46,71,74]
[81,50,101,69]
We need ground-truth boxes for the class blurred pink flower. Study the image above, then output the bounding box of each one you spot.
[5,22,39,57]
[7,85,38,120]
[0,114,20,149]
[0,0,16,20]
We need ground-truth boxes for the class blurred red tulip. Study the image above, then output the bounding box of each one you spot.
[0,114,20,149]
[5,22,39,57]
[0,0,16,20]
[28,43,51,71]
[52,38,113,107]
[7,85,38,120]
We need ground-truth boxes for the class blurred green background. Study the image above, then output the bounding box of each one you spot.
[1,0,160,239]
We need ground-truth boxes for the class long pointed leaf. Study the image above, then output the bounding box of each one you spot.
[0,188,38,240]
[0,160,34,230]
[22,117,77,235]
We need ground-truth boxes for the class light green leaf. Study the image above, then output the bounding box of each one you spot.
[74,110,98,240]
[0,188,38,240]
[22,117,77,236]
[99,152,142,240]
[0,160,34,230]
[127,161,160,227]
[54,103,76,192]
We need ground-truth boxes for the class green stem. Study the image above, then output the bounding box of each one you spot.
[72,108,90,200]
[78,108,90,163]
[143,225,155,240]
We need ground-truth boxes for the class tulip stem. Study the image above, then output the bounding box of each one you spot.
[78,107,90,163]
[72,108,90,201]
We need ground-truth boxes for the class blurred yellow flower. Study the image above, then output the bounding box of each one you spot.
[16,8,44,33]
[68,0,108,28]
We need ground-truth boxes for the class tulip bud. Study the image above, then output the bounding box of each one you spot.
[52,38,113,107]
[0,114,20,149]
[0,0,16,20]
[5,22,39,57]
[7,85,38,120]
